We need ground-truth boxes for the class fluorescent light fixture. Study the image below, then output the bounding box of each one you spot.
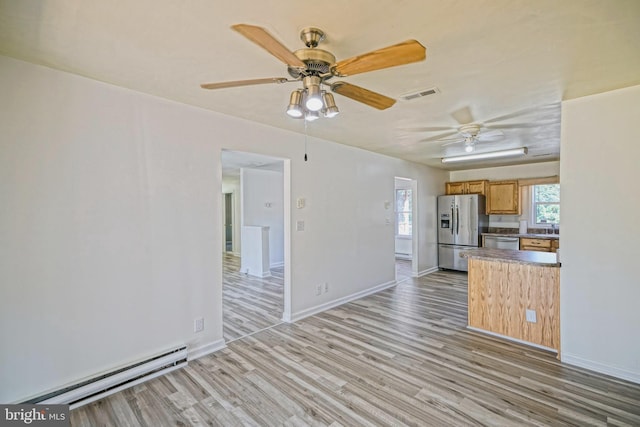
[442,147,528,163]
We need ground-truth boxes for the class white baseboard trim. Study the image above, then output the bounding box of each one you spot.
[561,352,640,385]
[187,339,226,361]
[416,266,439,277]
[467,326,557,353]
[270,261,284,269]
[287,280,397,323]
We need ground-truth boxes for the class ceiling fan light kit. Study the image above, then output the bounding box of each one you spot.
[286,90,304,118]
[441,147,528,163]
[323,92,339,118]
[201,24,426,121]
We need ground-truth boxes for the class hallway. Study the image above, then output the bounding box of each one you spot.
[222,253,284,342]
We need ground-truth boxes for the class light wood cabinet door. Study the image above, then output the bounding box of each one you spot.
[551,239,559,253]
[445,180,487,195]
[445,182,466,195]
[466,180,488,195]
[486,180,520,214]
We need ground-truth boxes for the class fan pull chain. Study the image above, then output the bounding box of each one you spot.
[304,119,308,161]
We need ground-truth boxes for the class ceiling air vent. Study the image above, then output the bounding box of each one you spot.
[401,87,439,101]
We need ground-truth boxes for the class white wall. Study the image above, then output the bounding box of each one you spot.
[0,55,448,402]
[560,84,640,383]
[449,161,559,182]
[241,168,284,267]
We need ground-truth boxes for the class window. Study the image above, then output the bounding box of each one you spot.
[395,189,412,237]
[532,184,560,225]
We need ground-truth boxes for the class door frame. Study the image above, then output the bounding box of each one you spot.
[394,176,418,279]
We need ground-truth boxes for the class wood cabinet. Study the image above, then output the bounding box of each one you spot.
[468,258,560,352]
[551,239,559,253]
[486,180,520,214]
[520,238,552,252]
[445,180,488,195]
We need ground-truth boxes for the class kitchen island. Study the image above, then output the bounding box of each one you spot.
[461,248,561,356]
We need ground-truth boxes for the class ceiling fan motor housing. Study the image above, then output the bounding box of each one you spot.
[288,48,336,79]
[459,123,481,138]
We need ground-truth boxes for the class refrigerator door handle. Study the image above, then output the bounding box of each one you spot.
[456,205,459,235]
[451,206,455,235]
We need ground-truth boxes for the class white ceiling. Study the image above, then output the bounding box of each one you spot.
[1,0,639,170]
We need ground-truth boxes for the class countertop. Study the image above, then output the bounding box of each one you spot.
[460,247,560,267]
[482,232,560,240]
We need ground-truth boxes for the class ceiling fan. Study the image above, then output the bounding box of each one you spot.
[431,124,504,153]
[200,24,426,120]
[404,103,561,152]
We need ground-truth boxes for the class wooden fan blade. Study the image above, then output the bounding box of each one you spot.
[331,82,396,110]
[231,24,306,68]
[333,40,426,76]
[200,77,289,90]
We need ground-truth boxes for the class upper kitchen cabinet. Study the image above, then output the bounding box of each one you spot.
[445,180,488,196]
[486,180,521,214]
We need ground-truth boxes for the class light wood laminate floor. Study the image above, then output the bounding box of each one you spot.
[395,258,412,281]
[223,256,411,342]
[71,271,640,426]
[223,253,284,342]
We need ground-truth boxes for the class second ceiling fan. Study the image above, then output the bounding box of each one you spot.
[433,124,504,153]
[201,24,426,119]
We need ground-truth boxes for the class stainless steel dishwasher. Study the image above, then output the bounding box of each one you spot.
[483,235,520,250]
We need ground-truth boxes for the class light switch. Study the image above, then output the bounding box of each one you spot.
[296,198,306,209]
[296,220,305,231]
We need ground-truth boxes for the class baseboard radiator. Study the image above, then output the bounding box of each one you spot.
[26,346,187,409]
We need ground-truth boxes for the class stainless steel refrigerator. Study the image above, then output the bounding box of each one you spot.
[438,194,489,271]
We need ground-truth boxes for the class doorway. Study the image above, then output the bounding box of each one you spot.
[394,177,418,281]
[221,150,290,343]
[224,192,233,253]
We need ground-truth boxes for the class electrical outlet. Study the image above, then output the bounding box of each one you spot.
[324,282,329,293]
[525,309,537,323]
[296,220,305,231]
[194,317,204,333]
[316,284,322,296]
